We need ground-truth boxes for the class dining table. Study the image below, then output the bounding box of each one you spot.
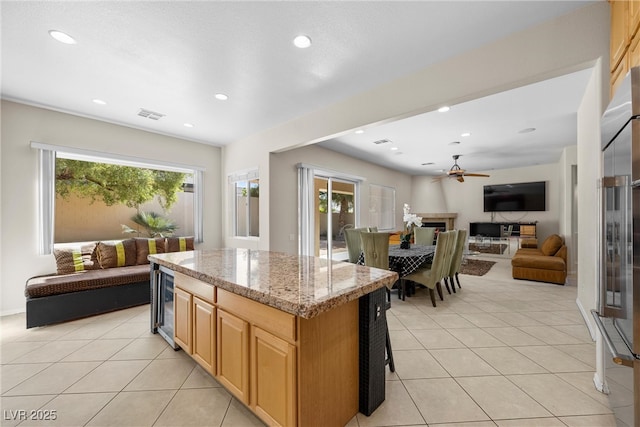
[358,244,436,300]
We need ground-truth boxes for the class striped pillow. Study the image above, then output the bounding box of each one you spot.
[166,236,194,252]
[53,243,99,274]
[96,239,137,268]
[134,238,166,264]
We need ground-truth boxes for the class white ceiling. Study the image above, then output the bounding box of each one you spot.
[1,1,597,175]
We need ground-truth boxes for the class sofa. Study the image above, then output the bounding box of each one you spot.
[25,236,194,328]
[511,234,567,285]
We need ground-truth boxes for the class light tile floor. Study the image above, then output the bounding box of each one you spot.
[0,254,618,426]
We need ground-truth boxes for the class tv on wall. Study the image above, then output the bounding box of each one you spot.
[483,181,546,212]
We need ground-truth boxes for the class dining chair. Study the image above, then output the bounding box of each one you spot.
[359,231,395,372]
[447,229,467,292]
[441,230,459,294]
[414,227,436,246]
[403,230,453,307]
[344,227,368,263]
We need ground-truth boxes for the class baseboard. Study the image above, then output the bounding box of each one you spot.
[593,372,610,394]
[575,296,596,341]
[0,308,26,317]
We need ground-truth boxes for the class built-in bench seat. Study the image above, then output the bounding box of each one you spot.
[25,236,194,328]
[25,265,151,328]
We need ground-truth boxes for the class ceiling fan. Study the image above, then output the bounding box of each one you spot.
[441,154,490,183]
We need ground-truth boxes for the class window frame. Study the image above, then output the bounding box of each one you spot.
[33,141,204,254]
[228,168,260,239]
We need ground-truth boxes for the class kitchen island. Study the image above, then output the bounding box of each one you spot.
[149,249,398,427]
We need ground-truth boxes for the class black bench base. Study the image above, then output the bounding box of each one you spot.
[26,281,150,328]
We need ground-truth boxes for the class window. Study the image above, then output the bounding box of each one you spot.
[34,142,204,254]
[369,184,395,230]
[229,169,259,238]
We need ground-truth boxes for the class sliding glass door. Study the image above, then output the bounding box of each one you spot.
[315,177,355,260]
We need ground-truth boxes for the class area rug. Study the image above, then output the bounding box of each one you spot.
[468,243,507,255]
[460,259,497,276]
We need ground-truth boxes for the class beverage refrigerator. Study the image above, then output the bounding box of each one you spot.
[150,262,178,349]
[593,66,640,427]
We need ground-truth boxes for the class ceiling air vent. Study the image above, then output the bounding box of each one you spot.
[372,138,391,145]
[138,108,165,120]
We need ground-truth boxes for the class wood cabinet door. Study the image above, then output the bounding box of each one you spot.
[630,0,640,38]
[193,296,215,375]
[611,0,630,71]
[217,309,249,404]
[250,327,297,427]
[611,53,630,99]
[630,31,640,69]
[174,287,192,353]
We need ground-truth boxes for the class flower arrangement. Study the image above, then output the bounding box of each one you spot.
[401,203,422,248]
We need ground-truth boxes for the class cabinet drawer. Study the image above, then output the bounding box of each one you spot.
[175,271,214,303]
[217,289,296,343]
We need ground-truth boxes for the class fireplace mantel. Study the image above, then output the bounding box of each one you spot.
[416,213,457,230]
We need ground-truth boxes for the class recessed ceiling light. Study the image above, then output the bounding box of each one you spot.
[355,129,364,134]
[184,123,194,128]
[390,147,399,151]
[215,93,228,101]
[48,30,76,45]
[293,35,312,48]
[92,99,106,105]
[438,106,450,113]
[518,127,536,134]
[461,132,471,137]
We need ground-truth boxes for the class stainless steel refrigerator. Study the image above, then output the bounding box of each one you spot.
[594,66,640,427]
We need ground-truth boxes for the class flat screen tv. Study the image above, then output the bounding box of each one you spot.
[483,181,546,212]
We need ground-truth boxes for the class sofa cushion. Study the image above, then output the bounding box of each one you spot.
[134,238,166,265]
[166,236,194,252]
[511,254,565,271]
[96,239,137,268]
[53,243,99,274]
[513,248,544,257]
[25,265,150,298]
[540,234,563,256]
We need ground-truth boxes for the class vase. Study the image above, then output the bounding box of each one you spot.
[400,241,410,249]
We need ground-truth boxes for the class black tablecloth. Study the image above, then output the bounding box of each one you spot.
[358,244,435,277]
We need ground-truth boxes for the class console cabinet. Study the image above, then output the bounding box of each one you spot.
[469,222,536,238]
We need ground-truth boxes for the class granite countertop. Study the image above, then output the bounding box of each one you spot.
[149,249,398,319]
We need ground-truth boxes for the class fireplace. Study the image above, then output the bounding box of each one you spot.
[422,221,446,233]
[416,213,457,231]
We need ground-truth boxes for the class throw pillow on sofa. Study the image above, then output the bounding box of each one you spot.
[97,239,137,268]
[166,236,194,252]
[134,237,166,264]
[53,243,99,274]
[540,234,564,256]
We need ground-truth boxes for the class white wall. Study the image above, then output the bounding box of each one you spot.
[576,63,605,334]
[269,145,412,254]
[0,100,223,315]
[410,178,448,213]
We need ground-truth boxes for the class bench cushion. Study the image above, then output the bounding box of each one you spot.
[26,264,150,298]
[96,239,137,268]
[53,243,99,274]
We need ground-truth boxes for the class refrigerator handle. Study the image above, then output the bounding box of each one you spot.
[590,310,635,367]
